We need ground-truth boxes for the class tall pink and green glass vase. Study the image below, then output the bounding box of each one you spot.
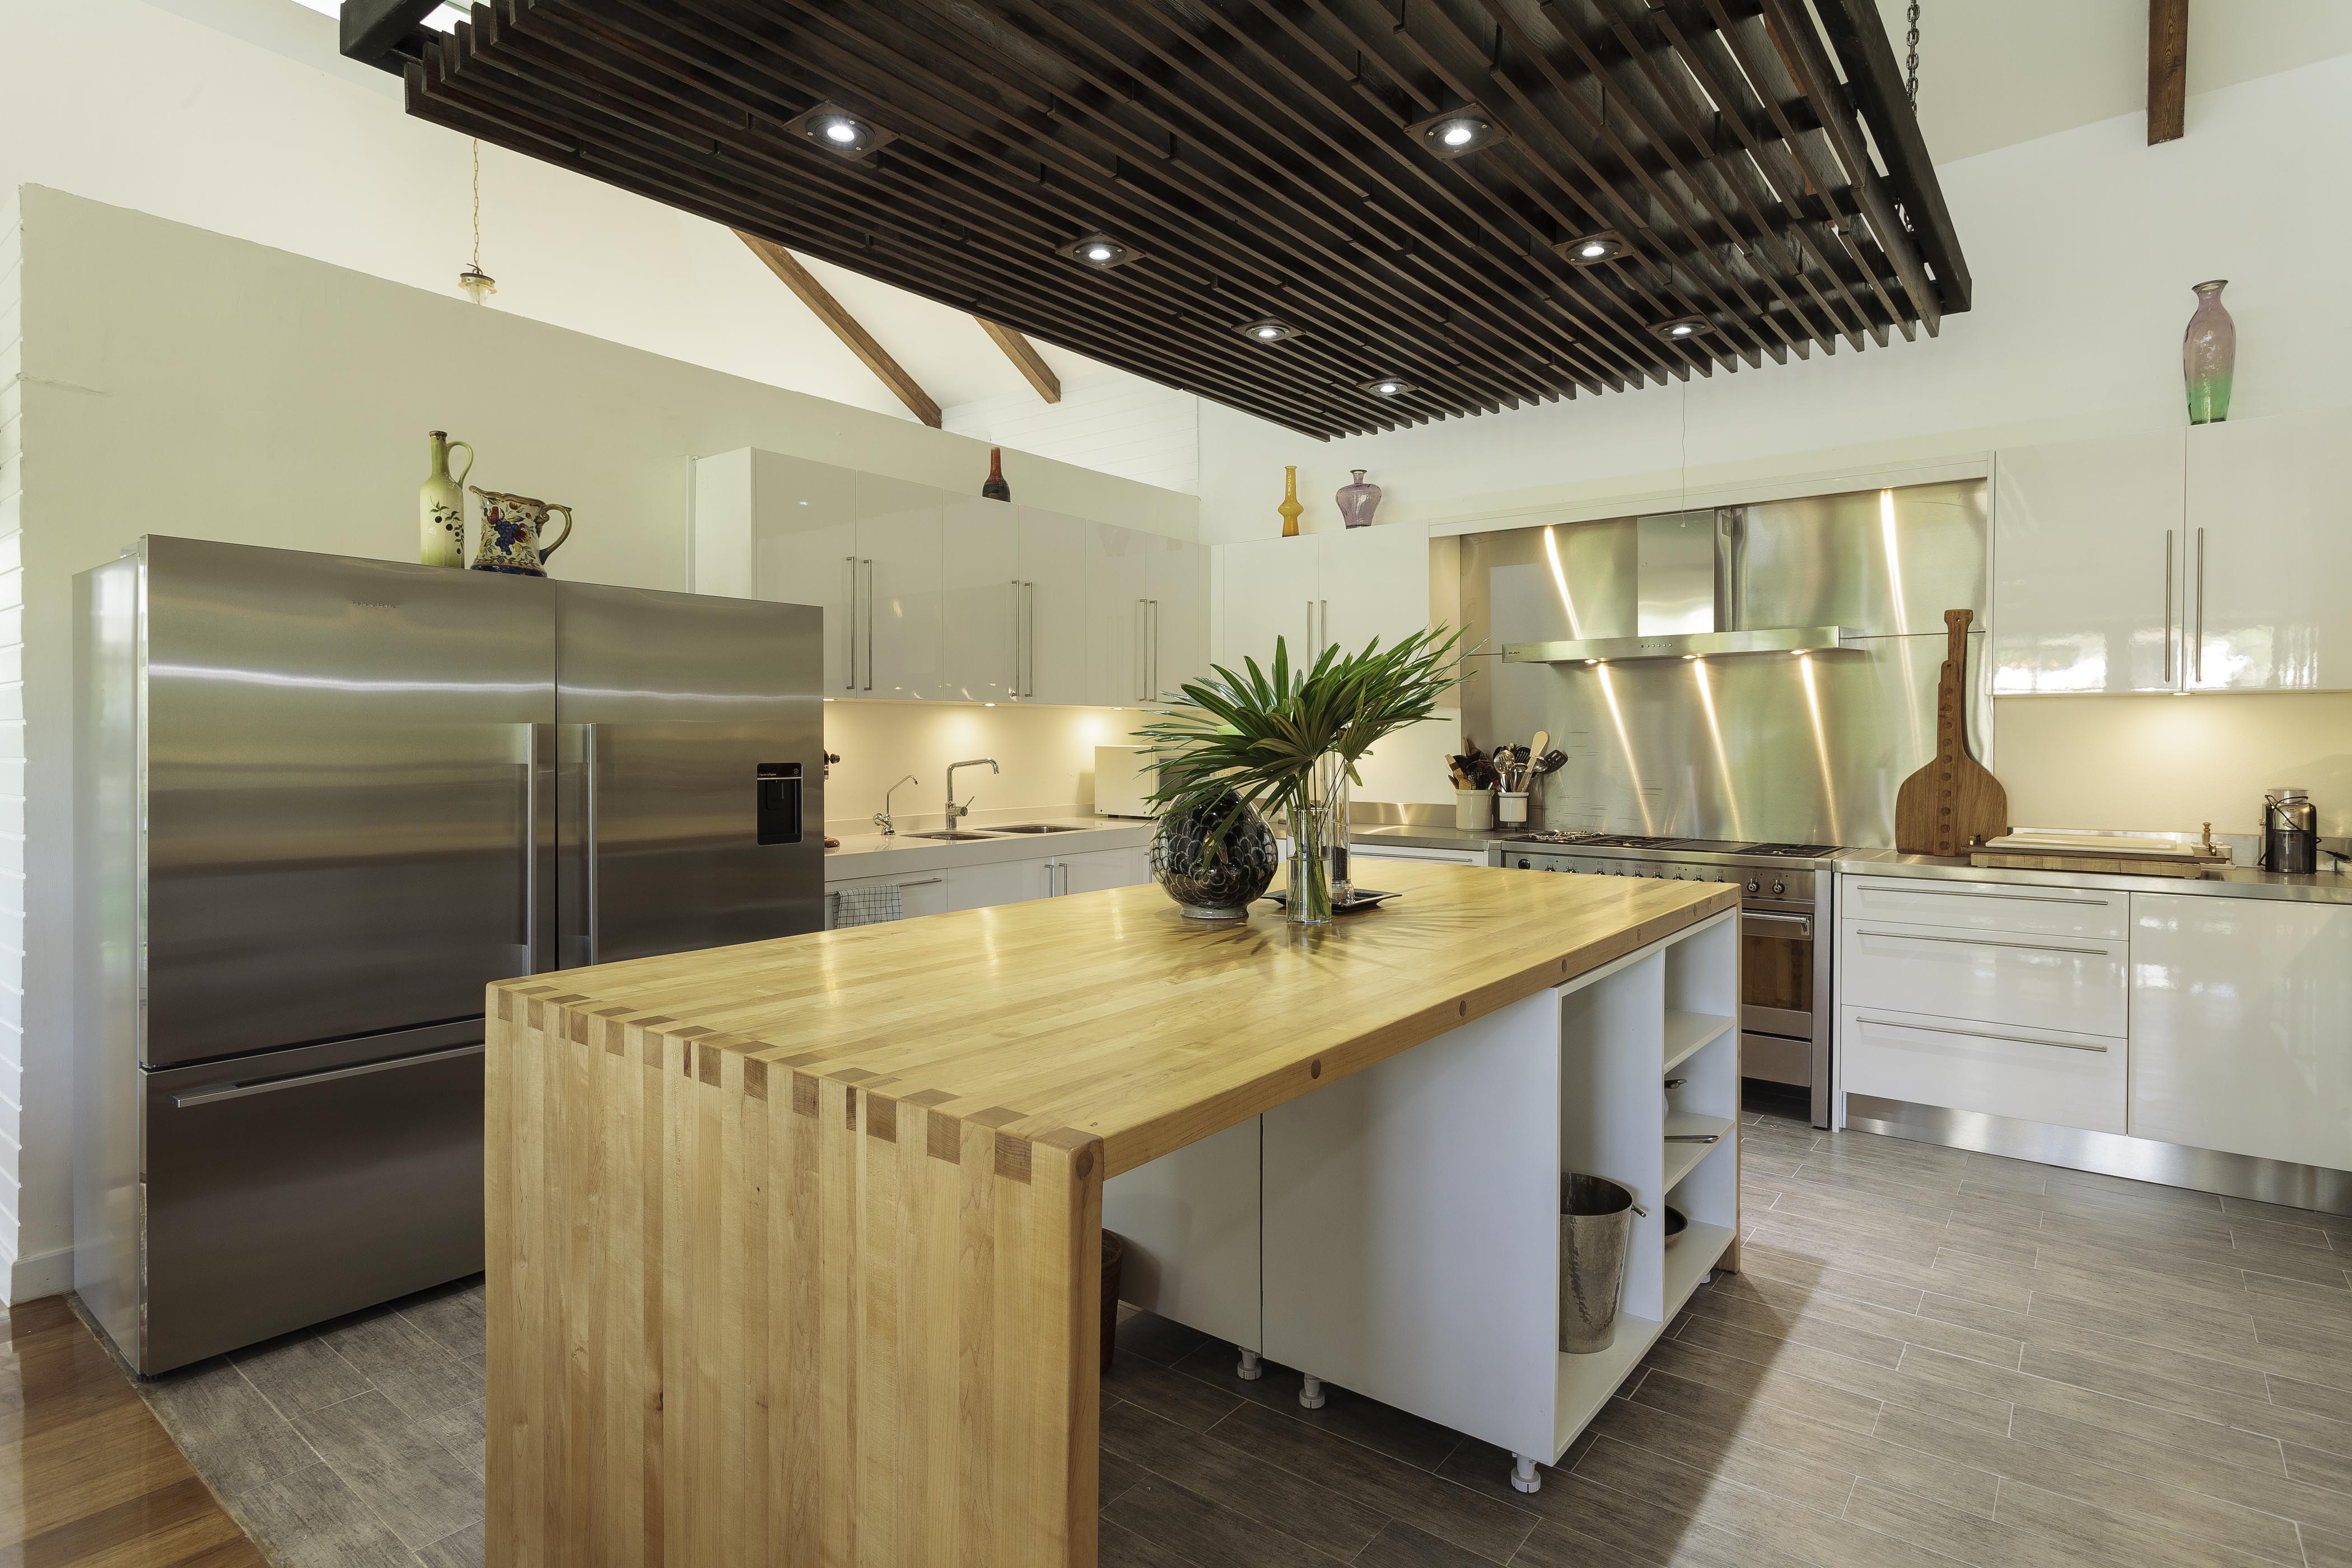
[2183,279,2235,425]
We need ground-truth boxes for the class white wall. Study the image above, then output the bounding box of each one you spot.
[0,194,26,1291]
[944,372,1200,498]
[821,701,1148,836]
[2,186,1195,1299]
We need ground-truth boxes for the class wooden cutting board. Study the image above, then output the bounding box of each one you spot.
[1895,608,2009,855]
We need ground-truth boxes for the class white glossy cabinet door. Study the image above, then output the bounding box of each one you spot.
[747,452,860,694]
[1320,525,1432,655]
[945,857,1046,912]
[1150,543,1210,697]
[1058,846,1150,895]
[2185,412,2352,691]
[853,475,944,700]
[1840,920,2127,1038]
[940,498,1019,704]
[1218,535,1319,669]
[1991,432,2184,693]
[1017,509,1090,706]
[1086,525,1154,706]
[2129,893,2352,1169]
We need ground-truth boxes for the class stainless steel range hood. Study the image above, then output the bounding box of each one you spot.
[1502,508,1851,663]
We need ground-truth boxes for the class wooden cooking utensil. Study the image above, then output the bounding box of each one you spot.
[1529,729,1550,764]
[1895,608,2009,855]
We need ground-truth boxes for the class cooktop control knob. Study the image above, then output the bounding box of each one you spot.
[1746,879,1760,893]
[1517,857,1532,869]
[1772,879,1786,895]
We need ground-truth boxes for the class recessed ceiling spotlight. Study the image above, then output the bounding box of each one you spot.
[1406,106,1508,160]
[1360,377,1418,397]
[1653,314,1714,341]
[782,102,897,161]
[1559,230,1629,265]
[1055,232,1144,269]
[1234,318,1304,344]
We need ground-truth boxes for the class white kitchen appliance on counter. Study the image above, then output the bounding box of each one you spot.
[1094,745,1162,818]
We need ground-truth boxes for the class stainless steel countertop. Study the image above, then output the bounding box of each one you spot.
[1833,849,2352,906]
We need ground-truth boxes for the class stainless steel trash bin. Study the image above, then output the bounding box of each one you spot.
[1560,1174,1639,1354]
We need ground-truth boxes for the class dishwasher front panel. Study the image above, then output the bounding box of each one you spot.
[140,1021,487,1373]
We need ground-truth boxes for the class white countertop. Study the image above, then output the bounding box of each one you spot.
[824,812,1156,880]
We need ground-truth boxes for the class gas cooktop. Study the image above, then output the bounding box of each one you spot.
[1497,832,1846,860]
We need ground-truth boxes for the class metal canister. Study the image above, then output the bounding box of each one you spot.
[1558,1174,1639,1354]
[2262,787,2320,875]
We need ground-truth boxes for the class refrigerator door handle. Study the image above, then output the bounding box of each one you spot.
[584,723,602,964]
[170,1042,487,1109]
[521,722,554,974]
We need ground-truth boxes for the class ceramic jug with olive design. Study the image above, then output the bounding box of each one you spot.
[468,487,573,577]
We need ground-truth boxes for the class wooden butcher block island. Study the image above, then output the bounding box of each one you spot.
[484,860,1741,1567]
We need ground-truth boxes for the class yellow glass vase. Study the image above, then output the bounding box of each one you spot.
[1278,465,1304,538]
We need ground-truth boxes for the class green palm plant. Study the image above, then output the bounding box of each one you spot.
[1137,627,1469,921]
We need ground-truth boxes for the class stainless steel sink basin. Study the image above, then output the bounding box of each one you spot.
[906,830,998,841]
[988,824,1085,833]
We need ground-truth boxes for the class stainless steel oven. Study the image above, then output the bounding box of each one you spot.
[1490,833,1837,1127]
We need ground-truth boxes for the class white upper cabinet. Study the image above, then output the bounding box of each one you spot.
[1151,538,1210,696]
[2184,412,2352,691]
[744,451,860,694]
[1217,527,1432,673]
[1219,534,1320,671]
[1016,508,1091,707]
[1991,431,2184,694]
[852,476,945,700]
[2129,892,2352,1170]
[940,498,1020,704]
[1086,526,1209,704]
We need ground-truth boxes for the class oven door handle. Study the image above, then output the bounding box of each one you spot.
[1740,911,1812,940]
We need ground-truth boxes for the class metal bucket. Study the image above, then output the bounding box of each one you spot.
[1559,1174,1638,1354]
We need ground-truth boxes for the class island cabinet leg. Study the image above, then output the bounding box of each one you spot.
[486,989,1106,1568]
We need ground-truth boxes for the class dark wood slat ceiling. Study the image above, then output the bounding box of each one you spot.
[351,0,1970,439]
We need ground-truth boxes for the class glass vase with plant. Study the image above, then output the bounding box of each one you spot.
[1137,629,1467,926]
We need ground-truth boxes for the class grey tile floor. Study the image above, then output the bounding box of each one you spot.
[135,1089,2352,1567]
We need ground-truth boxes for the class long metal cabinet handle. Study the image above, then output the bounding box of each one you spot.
[2163,529,2175,685]
[1147,599,1160,697]
[1868,885,2110,907]
[1023,582,1036,696]
[584,724,601,964]
[864,558,876,692]
[1306,600,1314,652]
[895,878,944,889]
[1010,578,1021,697]
[1855,928,2108,957]
[171,1043,487,1108]
[1855,1016,2109,1054]
[843,556,857,689]
[1321,599,1330,650]
[2192,527,2205,685]
[1137,600,1149,700]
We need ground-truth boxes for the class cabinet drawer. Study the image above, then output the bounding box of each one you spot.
[1841,1007,2125,1135]
[1841,919,2126,1037]
[1842,876,2127,940]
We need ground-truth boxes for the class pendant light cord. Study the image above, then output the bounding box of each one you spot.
[1905,2,1921,111]
[472,139,484,273]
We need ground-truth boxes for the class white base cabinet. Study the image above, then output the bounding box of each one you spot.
[2129,893,2352,1170]
[825,841,1152,924]
[1106,908,1739,1482]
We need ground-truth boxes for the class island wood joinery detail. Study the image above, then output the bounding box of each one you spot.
[482,864,1736,1567]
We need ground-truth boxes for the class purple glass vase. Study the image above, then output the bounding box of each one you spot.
[1335,469,1383,529]
[2183,280,2234,426]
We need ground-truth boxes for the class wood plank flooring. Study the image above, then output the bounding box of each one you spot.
[0,1292,267,1567]
[107,1089,2352,1568]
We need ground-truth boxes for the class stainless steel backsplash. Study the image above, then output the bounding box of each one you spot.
[1455,480,1989,847]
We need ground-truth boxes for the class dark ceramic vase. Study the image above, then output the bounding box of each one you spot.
[1150,788,1279,921]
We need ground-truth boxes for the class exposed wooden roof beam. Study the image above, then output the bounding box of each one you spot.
[2149,0,2189,144]
[734,230,943,428]
[975,318,1062,404]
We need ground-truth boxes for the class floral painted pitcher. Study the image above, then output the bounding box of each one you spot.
[468,487,573,577]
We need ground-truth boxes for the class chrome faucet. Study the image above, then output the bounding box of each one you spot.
[945,757,999,829]
[874,774,918,836]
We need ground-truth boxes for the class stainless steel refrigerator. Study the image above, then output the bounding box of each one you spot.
[74,536,824,1373]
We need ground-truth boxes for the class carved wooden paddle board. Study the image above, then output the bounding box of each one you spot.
[1895,608,2009,855]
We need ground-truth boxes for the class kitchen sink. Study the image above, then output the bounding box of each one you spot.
[906,830,998,841]
[987,824,1085,833]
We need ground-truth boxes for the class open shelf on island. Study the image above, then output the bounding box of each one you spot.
[1663,1011,1736,1074]
[1553,1313,1662,1457]
[1663,1113,1735,1189]
[1663,1220,1736,1322]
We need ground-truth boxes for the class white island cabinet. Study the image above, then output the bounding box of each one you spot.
[2129,893,2352,1171]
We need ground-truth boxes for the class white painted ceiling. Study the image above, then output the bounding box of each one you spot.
[1880,0,2352,163]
